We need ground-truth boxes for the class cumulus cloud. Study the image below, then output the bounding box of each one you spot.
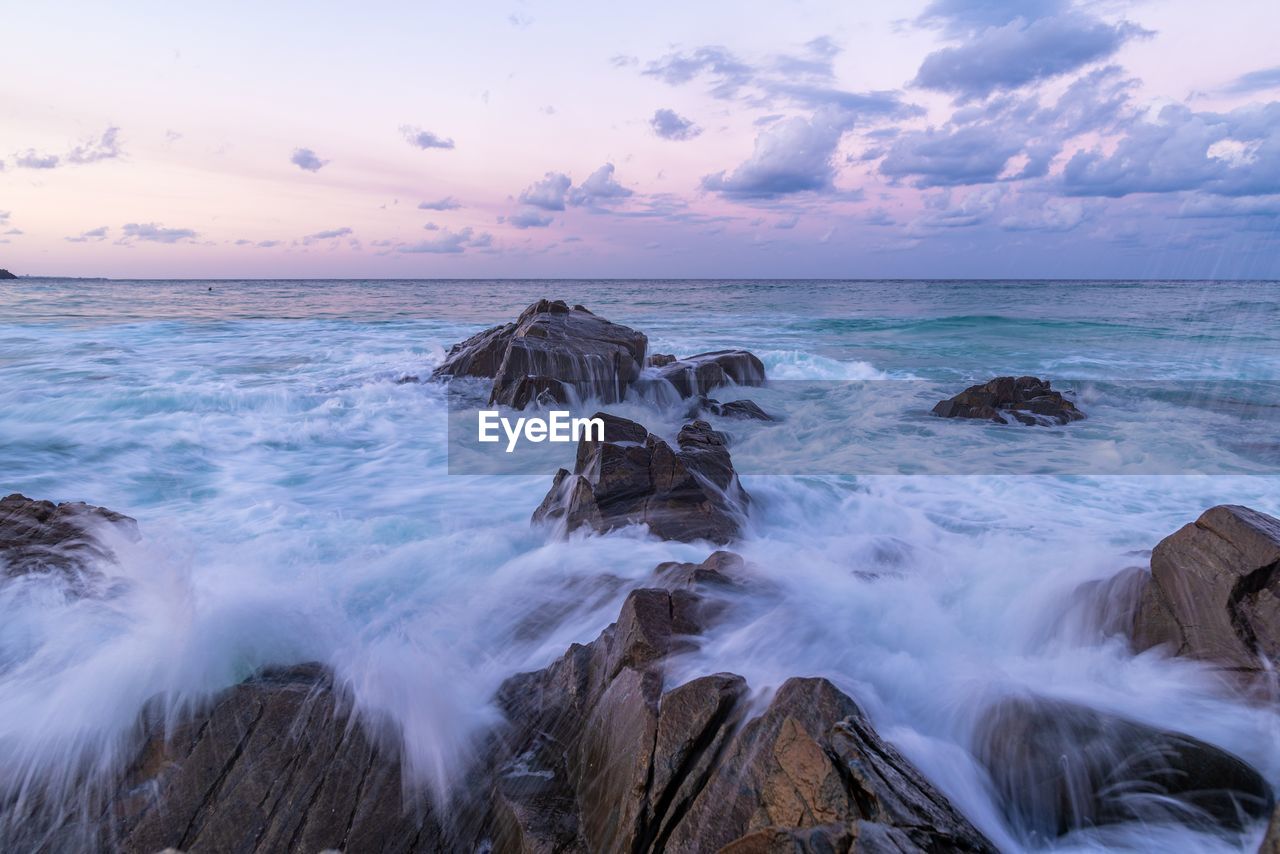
[878,65,1138,188]
[1223,66,1280,96]
[14,150,59,169]
[65,226,110,243]
[401,126,456,150]
[999,197,1088,231]
[702,109,853,198]
[418,197,462,211]
[397,226,493,253]
[650,108,702,140]
[1063,102,1280,198]
[291,147,329,172]
[519,172,572,211]
[507,208,555,229]
[12,126,123,170]
[120,222,198,243]
[569,164,633,206]
[643,39,919,121]
[66,126,122,164]
[913,11,1148,101]
[302,227,354,244]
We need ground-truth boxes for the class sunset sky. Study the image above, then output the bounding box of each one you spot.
[3,0,1279,278]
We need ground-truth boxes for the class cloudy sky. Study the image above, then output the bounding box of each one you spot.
[3,0,1279,278]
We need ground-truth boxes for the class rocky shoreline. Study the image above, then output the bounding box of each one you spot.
[2,301,1278,852]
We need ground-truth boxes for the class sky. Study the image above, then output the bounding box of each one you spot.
[2,0,1279,279]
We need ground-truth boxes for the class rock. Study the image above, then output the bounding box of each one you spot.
[646,353,677,368]
[931,376,1083,425]
[492,582,993,854]
[0,269,16,280]
[0,493,137,584]
[395,374,421,384]
[1133,504,1280,672]
[687,396,776,422]
[1261,804,1280,854]
[532,413,751,544]
[666,677,994,852]
[657,350,767,399]
[973,694,1272,842]
[2,664,449,853]
[433,300,648,407]
[654,550,747,590]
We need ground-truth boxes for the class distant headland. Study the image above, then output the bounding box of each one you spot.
[0,269,16,280]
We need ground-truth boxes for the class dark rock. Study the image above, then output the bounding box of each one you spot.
[931,376,1084,425]
[654,550,747,590]
[646,353,677,368]
[974,694,1273,842]
[2,665,453,853]
[0,269,15,280]
[687,396,776,422]
[1133,504,1280,672]
[492,583,993,854]
[433,300,648,407]
[532,413,751,544]
[395,374,421,384]
[0,493,137,583]
[657,350,767,399]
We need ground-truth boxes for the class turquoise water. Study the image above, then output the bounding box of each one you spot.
[2,278,1280,851]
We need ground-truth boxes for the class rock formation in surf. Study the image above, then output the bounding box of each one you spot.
[1128,504,1280,672]
[432,299,649,407]
[0,493,137,587]
[532,412,751,544]
[433,301,767,408]
[932,376,1084,425]
[974,694,1272,843]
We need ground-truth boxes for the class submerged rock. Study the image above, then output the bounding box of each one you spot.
[656,350,767,399]
[433,299,648,407]
[532,413,751,544]
[932,376,1083,425]
[686,395,776,422]
[0,493,136,583]
[1133,504,1280,672]
[974,694,1272,842]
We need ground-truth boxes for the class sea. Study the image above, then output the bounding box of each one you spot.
[3,278,1280,852]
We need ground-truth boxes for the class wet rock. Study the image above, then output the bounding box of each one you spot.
[667,677,994,852]
[657,350,767,399]
[2,665,451,853]
[1132,504,1280,672]
[395,374,421,384]
[493,583,993,854]
[0,493,137,583]
[532,413,751,544]
[646,353,677,368]
[654,550,747,590]
[687,395,776,422]
[931,376,1084,425]
[433,299,648,407]
[973,694,1272,842]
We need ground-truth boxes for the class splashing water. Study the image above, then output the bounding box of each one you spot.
[2,278,1280,851]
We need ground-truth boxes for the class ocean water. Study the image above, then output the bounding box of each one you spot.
[2,278,1280,851]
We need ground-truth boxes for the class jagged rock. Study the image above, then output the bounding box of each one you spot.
[686,396,776,422]
[532,413,751,544]
[656,350,767,399]
[931,376,1083,425]
[492,584,994,854]
[654,550,747,590]
[0,493,137,584]
[974,694,1272,842]
[1132,504,1280,672]
[1,665,451,853]
[432,300,648,407]
[666,677,994,852]
[0,269,16,280]
[646,353,677,368]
